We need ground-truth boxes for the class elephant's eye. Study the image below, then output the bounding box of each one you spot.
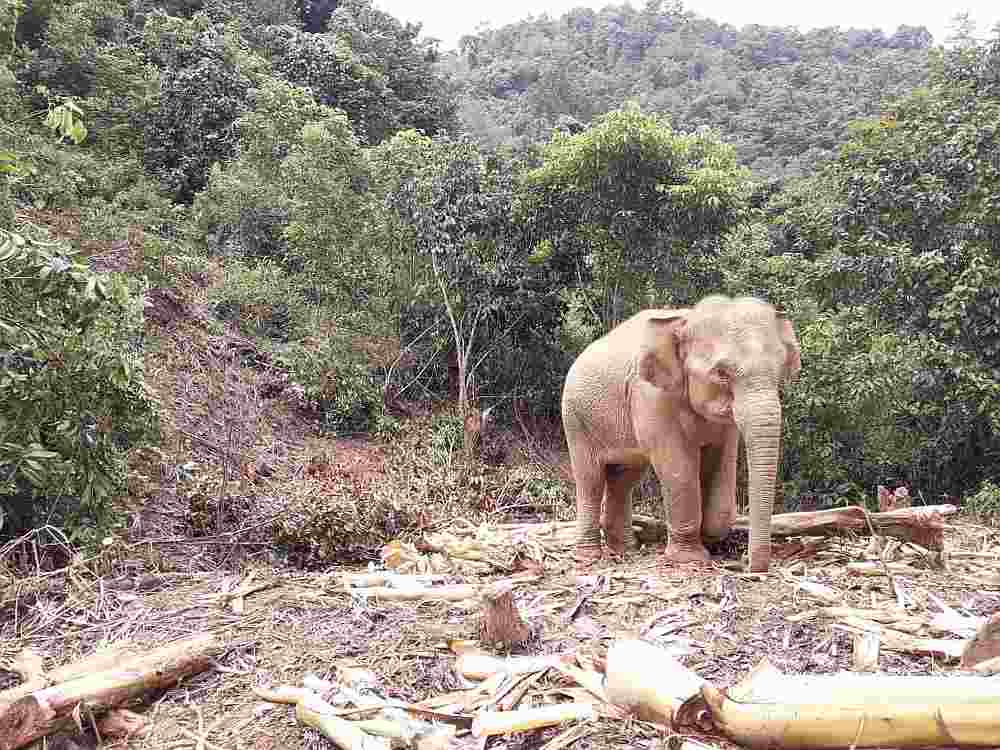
[710,366,731,384]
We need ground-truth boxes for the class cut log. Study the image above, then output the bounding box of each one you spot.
[0,647,130,705]
[0,632,222,750]
[691,657,1000,748]
[605,639,707,726]
[633,504,955,549]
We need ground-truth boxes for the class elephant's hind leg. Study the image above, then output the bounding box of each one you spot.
[567,439,606,566]
[603,464,643,556]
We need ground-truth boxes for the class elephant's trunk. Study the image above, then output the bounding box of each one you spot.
[735,385,783,573]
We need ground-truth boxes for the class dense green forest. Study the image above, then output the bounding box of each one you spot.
[2,0,999,548]
[448,2,937,181]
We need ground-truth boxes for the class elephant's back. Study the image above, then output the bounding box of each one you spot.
[561,323,638,422]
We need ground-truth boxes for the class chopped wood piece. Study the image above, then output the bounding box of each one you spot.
[605,639,706,726]
[0,646,132,705]
[852,631,880,672]
[0,633,222,750]
[693,656,1000,749]
[961,612,1000,669]
[471,703,595,737]
[478,581,530,649]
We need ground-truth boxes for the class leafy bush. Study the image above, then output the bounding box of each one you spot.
[281,337,385,434]
[964,480,1000,519]
[209,259,310,342]
[0,224,159,541]
[267,488,419,567]
[138,12,255,202]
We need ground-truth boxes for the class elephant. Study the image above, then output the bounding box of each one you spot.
[560,294,800,573]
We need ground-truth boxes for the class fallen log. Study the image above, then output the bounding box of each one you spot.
[686,657,1000,748]
[633,504,956,549]
[0,646,131,705]
[0,632,223,750]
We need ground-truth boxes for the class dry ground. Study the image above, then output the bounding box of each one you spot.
[2,512,1000,750]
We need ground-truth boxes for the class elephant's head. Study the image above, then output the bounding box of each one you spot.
[641,295,801,572]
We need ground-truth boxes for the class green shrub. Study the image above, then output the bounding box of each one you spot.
[964,480,1000,519]
[428,412,464,465]
[281,338,384,434]
[0,224,159,543]
[209,259,310,342]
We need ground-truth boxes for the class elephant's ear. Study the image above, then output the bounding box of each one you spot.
[776,313,801,382]
[638,312,687,392]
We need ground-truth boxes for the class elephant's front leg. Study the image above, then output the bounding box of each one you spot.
[602,465,643,557]
[654,449,711,564]
[700,430,738,544]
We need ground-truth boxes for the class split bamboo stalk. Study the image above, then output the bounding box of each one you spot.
[694,657,1000,749]
[0,632,222,750]
[471,702,595,737]
[455,653,566,681]
[834,616,967,659]
[605,639,707,726]
[352,584,478,602]
[852,631,880,672]
[295,692,389,749]
[341,573,450,588]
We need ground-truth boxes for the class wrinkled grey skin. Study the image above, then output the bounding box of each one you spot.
[561,295,801,573]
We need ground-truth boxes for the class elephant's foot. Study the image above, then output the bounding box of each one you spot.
[605,531,637,559]
[574,544,604,571]
[661,539,712,566]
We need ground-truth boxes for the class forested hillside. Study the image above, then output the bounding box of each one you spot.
[448,2,935,180]
[2,0,999,557]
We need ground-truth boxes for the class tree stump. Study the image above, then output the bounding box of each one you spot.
[478,581,530,650]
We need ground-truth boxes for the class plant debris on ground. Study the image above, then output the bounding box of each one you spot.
[3,505,1000,749]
